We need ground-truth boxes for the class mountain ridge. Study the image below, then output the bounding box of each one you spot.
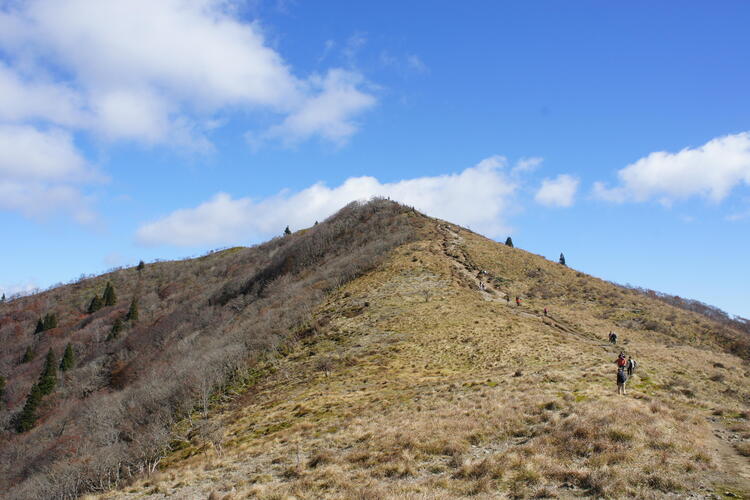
[1,200,749,499]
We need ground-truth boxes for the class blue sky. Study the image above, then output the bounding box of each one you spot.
[1,1,749,318]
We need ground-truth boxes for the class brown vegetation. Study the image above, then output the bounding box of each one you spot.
[0,199,417,499]
[3,200,749,499]
[89,215,749,500]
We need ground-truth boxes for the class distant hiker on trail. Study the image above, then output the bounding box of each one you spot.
[627,356,637,377]
[615,352,628,395]
[609,331,618,344]
[544,307,548,317]
[515,296,521,306]
[506,294,510,303]
[479,281,485,291]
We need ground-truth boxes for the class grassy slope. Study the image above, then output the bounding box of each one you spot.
[92,218,750,499]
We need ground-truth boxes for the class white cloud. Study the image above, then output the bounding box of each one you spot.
[512,157,543,174]
[262,69,376,146]
[0,125,93,181]
[0,61,87,126]
[534,174,579,207]
[0,0,378,222]
[136,156,519,246]
[0,180,95,224]
[0,124,100,222]
[0,0,376,148]
[594,132,750,205]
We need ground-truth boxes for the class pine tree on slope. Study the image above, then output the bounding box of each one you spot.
[21,346,34,363]
[37,349,57,396]
[109,317,123,339]
[126,299,139,322]
[103,282,117,307]
[88,295,103,314]
[60,344,75,371]
[42,313,57,330]
[16,383,42,432]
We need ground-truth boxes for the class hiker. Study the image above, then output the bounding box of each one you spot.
[627,356,637,377]
[609,331,617,344]
[506,294,510,303]
[543,307,548,317]
[479,281,485,291]
[615,352,628,395]
[515,296,521,306]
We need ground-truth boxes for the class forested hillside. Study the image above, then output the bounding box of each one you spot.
[0,200,419,500]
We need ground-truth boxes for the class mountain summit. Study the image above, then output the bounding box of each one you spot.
[1,200,748,499]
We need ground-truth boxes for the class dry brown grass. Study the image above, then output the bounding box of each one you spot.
[92,217,750,499]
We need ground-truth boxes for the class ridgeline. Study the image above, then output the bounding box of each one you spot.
[1,200,748,499]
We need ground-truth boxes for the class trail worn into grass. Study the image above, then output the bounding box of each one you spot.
[92,217,750,500]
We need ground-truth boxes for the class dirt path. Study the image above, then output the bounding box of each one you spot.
[438,224,505,302]
[707,417,750,498]
[438,224,610,349]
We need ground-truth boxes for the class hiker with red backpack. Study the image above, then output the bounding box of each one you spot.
[615,352,628,395]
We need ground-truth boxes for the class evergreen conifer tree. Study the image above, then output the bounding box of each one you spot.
[103,282,117,306]
[35,318,45,334]
[126,299,139,322]
[137,260,145,271]
[505,236,514,247]
[37,349,57,396]
[22,346,34,363]
[88,295,103,314]
[559,253,566,266]
[16,383,42,432]
[1,292,5,303]
[284,225,292,235]
[42,313,57,330]
[60,344,75,371]
[109,317,123,339]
